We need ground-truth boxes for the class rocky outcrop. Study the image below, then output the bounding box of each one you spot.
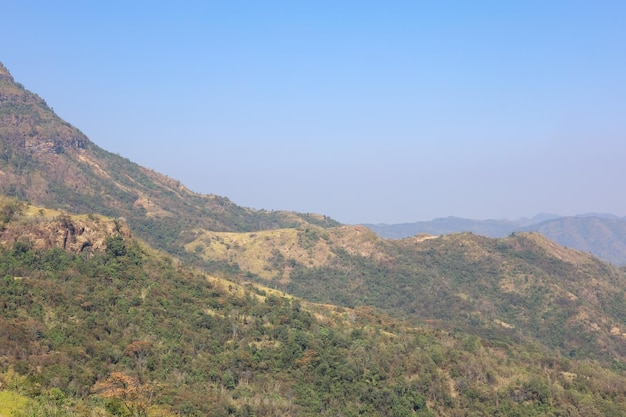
[0,204,132,254]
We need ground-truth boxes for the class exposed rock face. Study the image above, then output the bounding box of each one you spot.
[0,201,132,254]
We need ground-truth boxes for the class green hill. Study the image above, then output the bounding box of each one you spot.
[2,198,626,416]
[194,225,626,365]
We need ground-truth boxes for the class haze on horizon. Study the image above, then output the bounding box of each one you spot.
[2,1,626,224]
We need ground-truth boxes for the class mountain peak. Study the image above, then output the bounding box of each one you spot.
[0,60,340,254]
[0,62,90,154]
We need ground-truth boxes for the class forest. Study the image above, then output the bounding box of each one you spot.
[1,203,626,416]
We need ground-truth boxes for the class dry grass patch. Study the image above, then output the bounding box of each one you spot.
[0,390,29,417]
[187,225,392,282]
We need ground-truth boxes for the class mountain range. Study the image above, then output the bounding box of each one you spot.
[2,61,626,416]
[363,214,626,265]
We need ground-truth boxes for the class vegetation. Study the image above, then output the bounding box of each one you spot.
[363,215,626,266]
[289,233,626,361]
[0,62,340,259]
[0,205,625,415]
[195,227,626,365]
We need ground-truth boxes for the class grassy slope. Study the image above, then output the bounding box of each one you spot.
[196,226,626,364]
[0,390,29,416]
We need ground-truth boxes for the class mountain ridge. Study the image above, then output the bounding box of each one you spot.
[363,214,626,265]
[0,61,340,257]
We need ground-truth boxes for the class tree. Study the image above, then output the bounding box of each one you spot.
[106,236,127,258]
[124,341,153,376]
[92,372,160,417]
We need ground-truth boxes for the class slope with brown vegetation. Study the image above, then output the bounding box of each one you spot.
[186,225,391,281]
[212,228,626,364]
[0,61,339,257]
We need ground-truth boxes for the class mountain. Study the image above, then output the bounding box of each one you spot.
[364,214,626,265]
[362,214,560,239]
[3,198,626,416]
[521,216,626,266]
[0,61,339,257]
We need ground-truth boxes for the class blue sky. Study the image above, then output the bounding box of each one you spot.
[2,1,626,223]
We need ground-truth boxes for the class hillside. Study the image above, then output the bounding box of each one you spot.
[195,225,626,364]
[364,214,626,265]
[2,198,626,416]
[0,62,339,257]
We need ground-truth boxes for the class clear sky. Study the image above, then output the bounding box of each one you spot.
[2,1,626,224]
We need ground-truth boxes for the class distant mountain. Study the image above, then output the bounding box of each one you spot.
[0,62,339,256]
[363,214,626,265]
[522,216,626,265]
[362,214,560,239]
[575,212,621,219]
